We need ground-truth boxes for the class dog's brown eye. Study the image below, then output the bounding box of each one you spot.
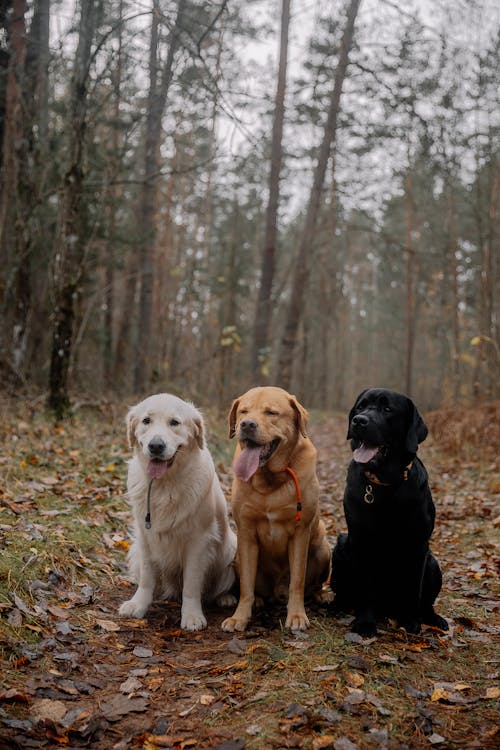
[170,418,180,426]
[240,409,248,415]
[142,417,151,425]
[265,409,278,416]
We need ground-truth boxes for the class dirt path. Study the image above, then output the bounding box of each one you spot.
[0,411,498,749]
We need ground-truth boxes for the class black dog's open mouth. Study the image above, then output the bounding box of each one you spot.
[233,438,280,482]
[353,442,387,464]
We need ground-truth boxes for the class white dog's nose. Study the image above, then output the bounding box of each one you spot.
[148,436,166,457]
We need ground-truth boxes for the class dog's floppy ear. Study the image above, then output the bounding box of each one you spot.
[406,398,428,454]
[228,398,240,439]
[347,389,369,439]
[192,414,205,449]
[126,406,139,449]
[289,395,308,437]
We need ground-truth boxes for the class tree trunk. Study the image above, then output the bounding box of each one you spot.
[0,0,27,380]
[133,0,186,394]
[277,0,362,390]
[47,0,96,417]
[404,166,415,396]
[102,0,123,387]
[252,0,291,381]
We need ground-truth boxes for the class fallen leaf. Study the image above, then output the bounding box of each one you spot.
[0,688,31,703]
[431,687,451,702]
[345,672,365,688]
[31,698,68,723]
[199,693,216,706]
[214,739,245,750]
[246,725,261,736]
[485,687,500,699]
[95,618,121,632]
[428,733,445,745]
[313,735,336,749]
[312,664,339,672]
[334,737,359,750]
[100,694,149,720]
[48,605,71,619]
[7,608,23,627]
[344,632,374,644]
[120,676,142,694]
[41,476,59,485]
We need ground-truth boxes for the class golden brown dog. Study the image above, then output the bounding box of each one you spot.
[221,386,331,632]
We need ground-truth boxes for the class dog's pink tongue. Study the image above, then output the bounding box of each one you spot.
[234,446,261,482]
[353,443,379,463]
[147,460,169,480]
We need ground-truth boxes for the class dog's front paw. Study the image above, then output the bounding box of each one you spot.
[399,618,422,635]
[424,612,449,631]
[221,615,249,632]
[181,611,207,631]
[351,616,377,637]
[286,611,310,630]
[431,614,449,631]
[119,599,148,619]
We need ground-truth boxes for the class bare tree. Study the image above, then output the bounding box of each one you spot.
[252,0,291,381]
[47,0,97,417]
[133,0,186,394]
[0,0,27,379]
[277,0,362,390]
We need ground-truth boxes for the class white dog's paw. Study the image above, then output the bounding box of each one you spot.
[181,611,207,631]
[216,593,237,609]
[119,599,148,618]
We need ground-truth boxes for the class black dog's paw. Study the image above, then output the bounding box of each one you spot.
[399,618,422,635]
[434,614,449,631]
[351,616,377,638]
[425,613,449,631]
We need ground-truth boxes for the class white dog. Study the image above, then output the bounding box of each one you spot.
[119,393,236,631]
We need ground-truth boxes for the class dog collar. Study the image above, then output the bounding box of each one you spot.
[363,462,413,504]
[280,466,302,523]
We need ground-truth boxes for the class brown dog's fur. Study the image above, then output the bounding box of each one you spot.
[221,386,331,632]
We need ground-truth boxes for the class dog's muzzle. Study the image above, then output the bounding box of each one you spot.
[148,436,167,459]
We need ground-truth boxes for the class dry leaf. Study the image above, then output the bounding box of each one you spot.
[95,618,121,632]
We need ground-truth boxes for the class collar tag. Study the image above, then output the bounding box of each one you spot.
[364,483,375,504]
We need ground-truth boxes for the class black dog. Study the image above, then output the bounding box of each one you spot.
[331,388,448,637]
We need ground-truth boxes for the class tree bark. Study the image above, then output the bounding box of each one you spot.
[277,0,362,390]
[252,0,291,381]
[47,0,96,417]
[404,166,415,397]
[133,0,186,394]
[102,0,123,387]
[0,0,27,379]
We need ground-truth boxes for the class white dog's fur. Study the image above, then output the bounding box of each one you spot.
[119,393,236,630]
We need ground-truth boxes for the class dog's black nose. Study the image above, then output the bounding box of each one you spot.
[240,419,257,433]
[148,436,166,456]
[352,414,369,428]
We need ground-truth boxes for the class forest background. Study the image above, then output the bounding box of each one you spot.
[0,0,498,416]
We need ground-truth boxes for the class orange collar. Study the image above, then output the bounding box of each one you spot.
[280,466,302,523]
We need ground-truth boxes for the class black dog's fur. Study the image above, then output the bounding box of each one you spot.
[331,388,448,637]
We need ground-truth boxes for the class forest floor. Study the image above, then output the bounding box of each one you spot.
[0,396,498,750]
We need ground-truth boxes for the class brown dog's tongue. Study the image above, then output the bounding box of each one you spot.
[234,446,261,482]
[353,443,379,464]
